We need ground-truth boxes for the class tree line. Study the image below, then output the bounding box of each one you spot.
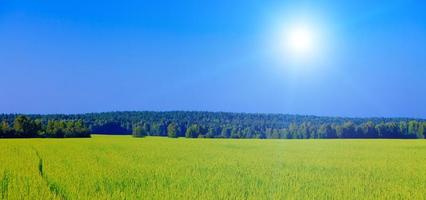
[0,115,90,138]
[132,120,426,139]
[0,112,425,139]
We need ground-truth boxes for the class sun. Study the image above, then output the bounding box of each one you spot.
[286,25,315,55]
[270,21,328,68]
[265,11,334,72]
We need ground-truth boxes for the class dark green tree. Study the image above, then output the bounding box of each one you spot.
[206,127,217,138]
[13,116,39,138]
[0,122,3,138]
[185,124,200,138]
[341,121,356,138]
[417,122,425,139]
[318,124,335,138]
[221,127,231,138]
[375,123,387,138]
[288,123,298,138]
[133,125,147,137]
[167,123,178,138]
[1,121,12,138]
[408,121,418,138]
[362,121,377,138]
[230,127,240,138]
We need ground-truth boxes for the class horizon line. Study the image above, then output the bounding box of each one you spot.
[1,110,424,120]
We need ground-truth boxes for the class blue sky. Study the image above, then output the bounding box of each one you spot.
[1,0,425,118]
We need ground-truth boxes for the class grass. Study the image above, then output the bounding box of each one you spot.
[1,135,426,199]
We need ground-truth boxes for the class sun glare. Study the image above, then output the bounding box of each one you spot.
[276,22,322,63]
[266,15,333,73]
[262,7,337,76]
[286,25,315,56]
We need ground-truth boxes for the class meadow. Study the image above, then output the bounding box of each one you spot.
[1,135,425,199]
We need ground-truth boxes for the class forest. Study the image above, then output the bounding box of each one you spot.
[0,115,90,138]
[0,111,425,139]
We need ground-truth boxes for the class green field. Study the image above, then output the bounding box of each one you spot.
[1,135,425,199]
